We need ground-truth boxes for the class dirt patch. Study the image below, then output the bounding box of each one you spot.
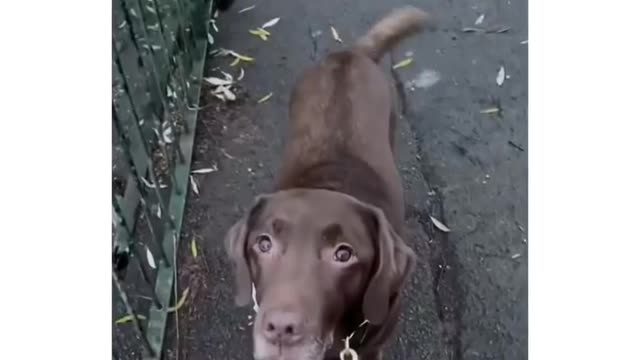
[162,82,262,360]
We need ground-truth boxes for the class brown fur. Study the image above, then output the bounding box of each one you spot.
[224,7,432,360]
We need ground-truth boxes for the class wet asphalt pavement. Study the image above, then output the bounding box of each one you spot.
[176,0,528,359]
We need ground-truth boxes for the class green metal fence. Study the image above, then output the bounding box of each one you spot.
[112,0,215,358]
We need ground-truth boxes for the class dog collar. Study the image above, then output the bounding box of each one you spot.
[340,319,369,360]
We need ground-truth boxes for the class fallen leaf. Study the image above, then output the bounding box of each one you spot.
[238,5,255,13]
[204,76,232,86]
[155,204,162,218]
[480,107,500,114]
[207,33,214,45]
[118,21,126,29]
[214,9,219,18]
[167,287,190,312]
[496,66,505,86]
[220,70,233,81]
[230,51,255,62]
[520,39,528,44]
[209,19,219,32]
[511,253,522,259]
[331,26,343,43]
[237,68,245,81]
[262,17,280,29]
[140,177,155,188]
[191,238,198,258]
[258,92,273,104]
[162,125,173,143]
[220,148,235,159]
[191,168,216,174]
[222,86,237,101]
[249,28,269,41]
[475,14,485,25]
[146,246,156,269]
[462,27,484,33]
[166,85,176,99]
[392,58,413,69]
[430,216,451,232]
[189,175,199,195]
[146,5,156,14]
[230,57,240,67]
[115,314,147,324]
[488,26,511,33]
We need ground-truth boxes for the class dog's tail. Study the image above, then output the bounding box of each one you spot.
[355,6,433,62]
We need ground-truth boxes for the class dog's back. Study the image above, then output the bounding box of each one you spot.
[276,7,430,231]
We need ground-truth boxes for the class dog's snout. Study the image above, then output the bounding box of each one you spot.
[262,309,304,346]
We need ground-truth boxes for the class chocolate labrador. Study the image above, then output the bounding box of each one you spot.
[224,7,431,360]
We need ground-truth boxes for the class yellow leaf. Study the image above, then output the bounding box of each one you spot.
[249,28,270,41]
[230,57,240,66]
[230,51,255,62]
[257,92,273,104]
[168,287,190,313]
[392,58,413,69]
[115,314,147,324]
[191,238,198,258]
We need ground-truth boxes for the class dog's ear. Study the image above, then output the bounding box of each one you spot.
[351,200,416,325]
[224,194,270,307]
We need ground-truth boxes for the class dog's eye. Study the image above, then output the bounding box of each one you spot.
[257,234,272,253]
[334,245,353,262]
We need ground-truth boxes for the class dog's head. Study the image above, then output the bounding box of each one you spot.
[224,189,415,360]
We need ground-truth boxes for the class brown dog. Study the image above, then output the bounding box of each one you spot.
[224,7,431,360]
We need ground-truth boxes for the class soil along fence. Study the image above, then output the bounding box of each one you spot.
[112,0,215,358]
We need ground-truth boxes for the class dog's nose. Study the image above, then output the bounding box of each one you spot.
[262,309,304,346]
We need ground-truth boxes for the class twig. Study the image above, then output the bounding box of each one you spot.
[508,140,525,152]
[308,26,318,60]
